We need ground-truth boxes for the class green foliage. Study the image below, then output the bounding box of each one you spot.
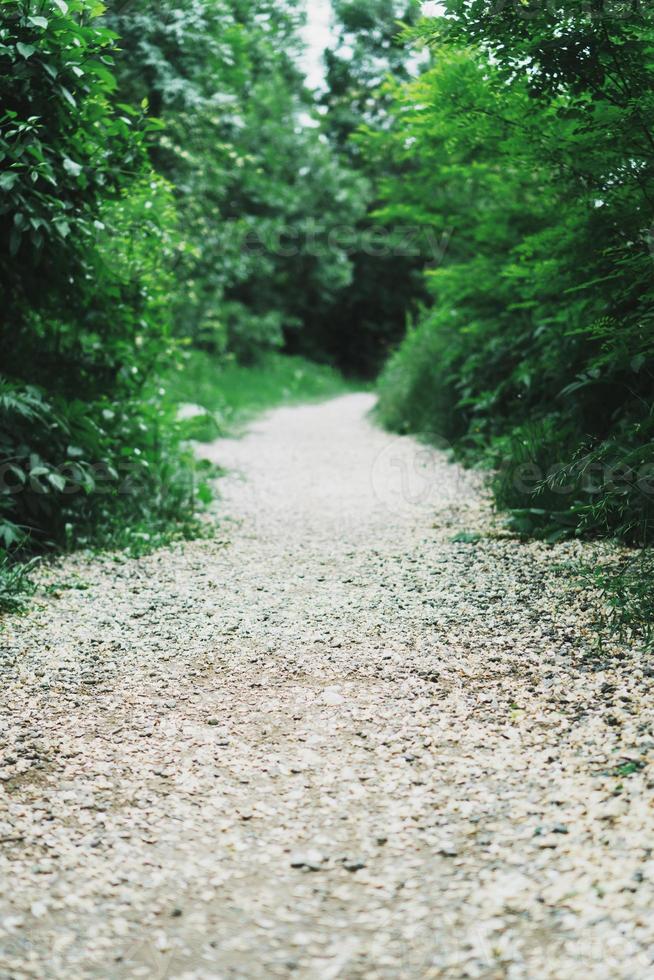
[0,0,198,566]
[0,0,168,377]
[165,351,358,443]
[0,373,203,551]
[588,550,654,651]
[1,0,411,615]
[370,3,654,640]
[321,0,422,151]
[0,554,37,615]
[373,20,654,552]
[105,0,372,371]
[307,0,427,375]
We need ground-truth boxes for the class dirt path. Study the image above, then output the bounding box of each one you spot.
[1,394,654,979]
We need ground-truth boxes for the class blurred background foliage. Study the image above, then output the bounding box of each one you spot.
[374,3,654,554]
[1,0,653,637]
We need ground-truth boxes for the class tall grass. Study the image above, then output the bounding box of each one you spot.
[165,351,359,442]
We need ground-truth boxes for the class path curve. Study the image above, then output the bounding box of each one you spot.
[1,394,653,979]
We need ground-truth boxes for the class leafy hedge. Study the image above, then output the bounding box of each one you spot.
[0,0,418,576]
[0,0,195,554]
[374,7,654,549]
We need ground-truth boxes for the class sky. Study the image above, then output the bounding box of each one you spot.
[300,1,446,90]
[300,0,334,90]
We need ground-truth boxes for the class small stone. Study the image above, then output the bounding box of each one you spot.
[290,849,324,871]
[322,688,344,706]
[342,858,366,872]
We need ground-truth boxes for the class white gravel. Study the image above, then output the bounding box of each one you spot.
[1,392,654,979]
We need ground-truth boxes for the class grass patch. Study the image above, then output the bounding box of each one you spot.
[0,555,38,616]
[582,550,654,652]
[450,530,482,544]
[165,350,359,442]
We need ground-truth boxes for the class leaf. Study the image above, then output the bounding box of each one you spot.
[86,60,117,90]
[0,524,22,548]
[16,43,36,60]
[53,0,69,13]
[47,473,67,492]
[58,86,76,109]
[197,482,213,505]
[28,16,49,28]
[0,173,18,192]
[63,157,82,177]
[5,465,26,485]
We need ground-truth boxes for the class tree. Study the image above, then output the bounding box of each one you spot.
[374,5,654,544]
[298,0,428,376]
[106,0,368,365]
[0,0,189,551]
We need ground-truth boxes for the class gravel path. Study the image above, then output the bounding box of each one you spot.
[1,393,654,979]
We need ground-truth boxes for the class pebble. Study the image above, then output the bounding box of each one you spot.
[1,394,652,980]
[290,850,325,872]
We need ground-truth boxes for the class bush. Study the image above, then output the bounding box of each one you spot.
[0,0,197,562]
[373,35,654,549]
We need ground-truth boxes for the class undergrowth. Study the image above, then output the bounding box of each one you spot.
[1,353,355,618]
[581,551,654,653]
[165,351,359,443]
[0,555,38,615]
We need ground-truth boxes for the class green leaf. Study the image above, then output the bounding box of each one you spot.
[197,482,213,505]
[63,157,82,177]
[59,86,76,109]
[451,530,482,544]
[6,465,26,485]
[47,473,67,492]
[16,42,36,59]
[53,0,69,13]
[0,524,22,548]
[0,172,18,191]
[28,15,49,28]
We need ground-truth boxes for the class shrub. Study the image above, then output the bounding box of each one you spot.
[0,0,197,561]
[373,36,654,548]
